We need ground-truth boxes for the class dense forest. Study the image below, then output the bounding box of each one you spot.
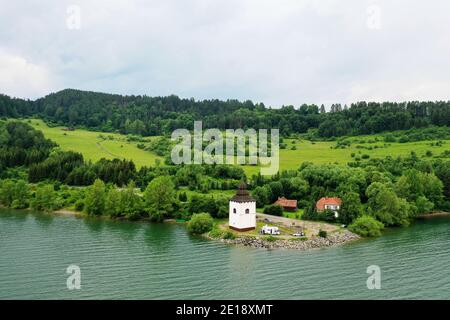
[0,121,56,169]
[1,89,450,137]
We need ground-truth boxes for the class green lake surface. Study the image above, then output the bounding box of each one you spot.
[0,208,449,299]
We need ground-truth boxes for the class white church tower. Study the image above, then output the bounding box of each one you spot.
[229,182,256,231]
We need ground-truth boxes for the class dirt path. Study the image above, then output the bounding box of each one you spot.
[257,212,340,235]
[96,141,123,159]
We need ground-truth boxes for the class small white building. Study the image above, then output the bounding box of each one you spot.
[229,183,256,232]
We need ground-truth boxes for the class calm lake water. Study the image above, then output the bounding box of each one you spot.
[0,208,449,299]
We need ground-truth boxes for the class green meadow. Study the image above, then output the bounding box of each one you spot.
[24,119,449,176]
[242,136,449,176]
[26,119,162,168]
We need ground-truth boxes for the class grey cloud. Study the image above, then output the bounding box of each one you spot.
[1,0,450,106]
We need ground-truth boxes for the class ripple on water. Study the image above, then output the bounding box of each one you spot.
[1,209,450,299]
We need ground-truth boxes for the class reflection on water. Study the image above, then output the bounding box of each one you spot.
[143,223,176,253]
[0,209,29,221]
[228,246,256,291]
[33,212,54,227]
[83,216,106,233]
[103,219,141,242]
[1,208,450,299]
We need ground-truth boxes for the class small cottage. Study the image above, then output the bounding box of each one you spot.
[273,197,297,212]
[316,197,342,217]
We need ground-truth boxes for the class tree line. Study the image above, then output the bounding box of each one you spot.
[0,121,56,173]
[1,89,450,138]
[0,176,230,223]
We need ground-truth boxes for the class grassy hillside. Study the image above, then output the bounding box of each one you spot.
[24,119,449,176]
[243,134,449,176]
[26,119,162,168]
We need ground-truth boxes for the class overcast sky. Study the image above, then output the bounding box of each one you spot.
[1,0,450,107]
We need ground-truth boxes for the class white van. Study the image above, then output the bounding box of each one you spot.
[260,225,281,235]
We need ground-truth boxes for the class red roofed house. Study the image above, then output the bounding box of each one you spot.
[316,197,342,218]
[274,197,298,212]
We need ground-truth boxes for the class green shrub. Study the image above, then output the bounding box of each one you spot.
[31,184,56,212]
[175,210,192,221]
[223,231,236,240]
[265,235,277,242]
[208,228,224,238]
[319,209,336,222]
[318,230,327,238]
[187,194,228,219]
[263,204,284,216]
[290,237,308,241]
[384,134,396,142]
[84,179,106,215]
[74,199,84,211]
[0,179,30,209]
[302,202,319,221]
[178,192,188,202]
[11,199,22,209]
[349,215,384,237]
[187,213,214,234]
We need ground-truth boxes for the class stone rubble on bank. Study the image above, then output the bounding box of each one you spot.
[214,231,360,250]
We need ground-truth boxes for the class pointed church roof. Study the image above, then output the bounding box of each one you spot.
[230,182,256,203]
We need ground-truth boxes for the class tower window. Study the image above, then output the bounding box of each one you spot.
[245,209,249,214]
[233,208,236,214]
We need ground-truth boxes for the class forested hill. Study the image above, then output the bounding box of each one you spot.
[1,89,450,137]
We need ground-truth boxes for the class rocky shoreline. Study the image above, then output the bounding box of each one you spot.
[417,211,450,218]
[212,230,360,251]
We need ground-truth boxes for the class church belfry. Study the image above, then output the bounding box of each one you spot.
[229,182,256,231]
